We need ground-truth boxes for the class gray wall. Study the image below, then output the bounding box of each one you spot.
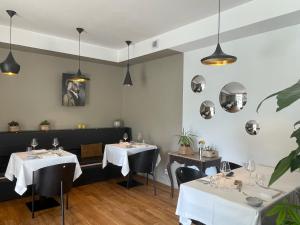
[0,48,123,131]
[121,54,183,184]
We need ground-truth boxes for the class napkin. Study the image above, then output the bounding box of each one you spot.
[246,187,281,201]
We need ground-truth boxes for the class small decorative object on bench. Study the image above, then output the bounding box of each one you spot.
[113,119,123,128]
[40,120,50,131]
[176,129,196,155]
[77,123,86,129]
[202,147,219,158]
[8,121,20,132]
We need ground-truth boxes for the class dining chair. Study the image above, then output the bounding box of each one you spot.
[175,167,206,186]
[32,163,76,225]
[127,148,160,195]
[228,162,242,170]
[176,167,206,225]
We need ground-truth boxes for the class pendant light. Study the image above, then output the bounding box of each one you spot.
[201,0,237,66]
[69,28,90,83]
[0,10,20,76]
[123,41,133,86]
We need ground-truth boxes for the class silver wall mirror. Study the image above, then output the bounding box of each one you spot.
[219,82,247,113]
[200,100,215,119]
[191,75,206,93]
[245,120,260,135]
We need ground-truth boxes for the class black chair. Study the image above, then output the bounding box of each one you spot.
[175,167,205,186]
[32,163,76,225]
[228,162,242,170]
[176,167,206,225]
[127,148,159,195]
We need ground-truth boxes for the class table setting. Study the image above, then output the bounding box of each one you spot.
[5,137,82,195]
[102,132,161,176]
[176,161,300,225]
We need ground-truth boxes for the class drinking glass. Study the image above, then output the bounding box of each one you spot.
[220,161,231,176]
[244,160,256,185]
[52,138,59,150]
[31,138,38,150]
[256,173,267,187]
[137,132,143,143]
[123,133,128,142]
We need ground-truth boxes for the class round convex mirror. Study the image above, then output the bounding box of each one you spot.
[245,120,260,135]
[219,82,247,113]
[191,75,206,93]
[200,100,215,119]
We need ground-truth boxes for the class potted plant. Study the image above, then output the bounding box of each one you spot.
[40,120,50,131]
[8,121,20,132]
[177,129,196,155]
[257,80,300,224]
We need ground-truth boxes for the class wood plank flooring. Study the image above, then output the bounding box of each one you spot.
[0,177,179,225]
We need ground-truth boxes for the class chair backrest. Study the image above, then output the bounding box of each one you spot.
[128,149,159,173]
[33,163,76,197]
[228,162,242,170]
[175,167,205,186]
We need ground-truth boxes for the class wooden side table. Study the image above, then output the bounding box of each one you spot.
[167,152,221,198]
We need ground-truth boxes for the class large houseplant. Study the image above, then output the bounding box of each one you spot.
[257,79,300,224]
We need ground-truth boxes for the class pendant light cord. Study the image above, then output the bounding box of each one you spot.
[9,15,12,51]
[217,0,221,44]
[78,31,81,70]
[127,43,130,69]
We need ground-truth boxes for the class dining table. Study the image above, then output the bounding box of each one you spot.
[5,149,82,195]
[176,165,300,225]
[102,142,161,176]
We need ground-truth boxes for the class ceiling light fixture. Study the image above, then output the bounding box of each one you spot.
[201,0,237,66]
[69,28,90,83]
[0,10,20,76]
[123,40,133,86]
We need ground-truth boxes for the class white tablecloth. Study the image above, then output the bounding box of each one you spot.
[176,165,300,225]
[102,143,161,176]
[5,150,82,195]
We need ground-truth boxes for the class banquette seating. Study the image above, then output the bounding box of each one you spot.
[0,127,131,201]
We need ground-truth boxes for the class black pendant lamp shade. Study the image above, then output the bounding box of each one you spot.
[123,40,133,86]
[0,10,20,76]
[201,0,237,66]
[69,28,90,83]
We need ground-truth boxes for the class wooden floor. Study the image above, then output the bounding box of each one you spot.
[0,177,179,225]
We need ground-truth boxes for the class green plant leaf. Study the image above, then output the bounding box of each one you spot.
[269,149,299,186]
[287,208,300,224]
[291,126,300,146]
[257,80,300,113]
[267,205,285,216]
[294,121,300,128]
[276,210,287,225]
[290,155,300,172]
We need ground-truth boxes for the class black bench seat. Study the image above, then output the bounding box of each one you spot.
[0,127,131,201]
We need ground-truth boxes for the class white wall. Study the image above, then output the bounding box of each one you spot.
[183,24,300,167]
[122,54,183,185]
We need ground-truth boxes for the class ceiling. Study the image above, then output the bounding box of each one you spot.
[0,0,251,49]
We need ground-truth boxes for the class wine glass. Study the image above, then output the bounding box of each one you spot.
[220,161,231,176]
[123,133,128,142]
[137,132,143,143]
[52,138,59,150]
[31,138,38,150]
[244,160,256,185]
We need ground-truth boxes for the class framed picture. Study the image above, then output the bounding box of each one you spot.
[62,73,86,106]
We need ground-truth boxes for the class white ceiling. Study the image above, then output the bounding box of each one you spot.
[0,0,251,49]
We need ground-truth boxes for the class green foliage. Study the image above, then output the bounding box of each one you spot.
[258,80,300,224]
[8,121,19,126]
[257,80,300,113]
[176,129,197,146]
[40,120,50,125]
[266,200,300,225]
